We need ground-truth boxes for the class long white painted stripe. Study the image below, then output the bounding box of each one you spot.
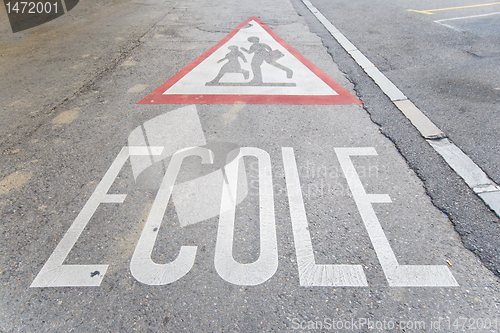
[393,100,445,139]
[434,12,500,31]
[130,147,214,286]
[302,0,500,218]
[427,139,500,192]
[349,50,376,70]
[302,0,406,101]
[436,11,500,23]
[215,147,278,286]
[335,148,458,287]
[364,67,407,101]
[282,147,368,287]
[479,192,500,215]
[435,21,465,32]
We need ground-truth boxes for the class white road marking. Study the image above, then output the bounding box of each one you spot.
[393,100,445,139]
[434,12,500,32]
[427,139,500,193]
[302,0,500,218]
[173,167,248,227]
[130,147,213,286]
[335,147,458,287]
[434,22,465,32]
[478,191,500,215]
[427,139,500,214]
[215,147,278,286]
[349,50,376,70]
[436,11,500,23]
[302,0,405,101]
[32,145,462,287]
[282,147,368,287]
[363,67,407,102]
[31,146,163,287]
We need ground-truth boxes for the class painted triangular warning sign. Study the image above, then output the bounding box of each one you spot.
[139,17,361,105]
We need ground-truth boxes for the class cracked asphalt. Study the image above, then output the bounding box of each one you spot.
[1,0,499,331]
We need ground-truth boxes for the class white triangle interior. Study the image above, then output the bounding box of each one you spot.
[162,20,339,96]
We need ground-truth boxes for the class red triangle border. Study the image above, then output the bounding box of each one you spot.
[138,17,361,105]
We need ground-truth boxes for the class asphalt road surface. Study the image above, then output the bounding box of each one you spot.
[1,0,499,331]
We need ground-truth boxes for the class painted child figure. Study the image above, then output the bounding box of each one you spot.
[206,46,249,85]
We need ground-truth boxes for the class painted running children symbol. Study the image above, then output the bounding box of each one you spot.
[206,46,250,86]
[241,36,294,86]
[139,17,362,105]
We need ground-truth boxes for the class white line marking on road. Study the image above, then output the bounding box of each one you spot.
[335,148,458,287]
[394,100,445,139]
[349,50,376,70]
[31,146,163,287]
[302,0,406,101]
[282,147,368,287]
[434,22,465,32]
[435,12,500,32]
[478,192,500,215]
[130,147,213,286]
[302,0,500,218]
[427,139,500,193]
[215,147,278,286]
[330,32,358,52]
[436,11,500,23]
[364,67,407,102]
